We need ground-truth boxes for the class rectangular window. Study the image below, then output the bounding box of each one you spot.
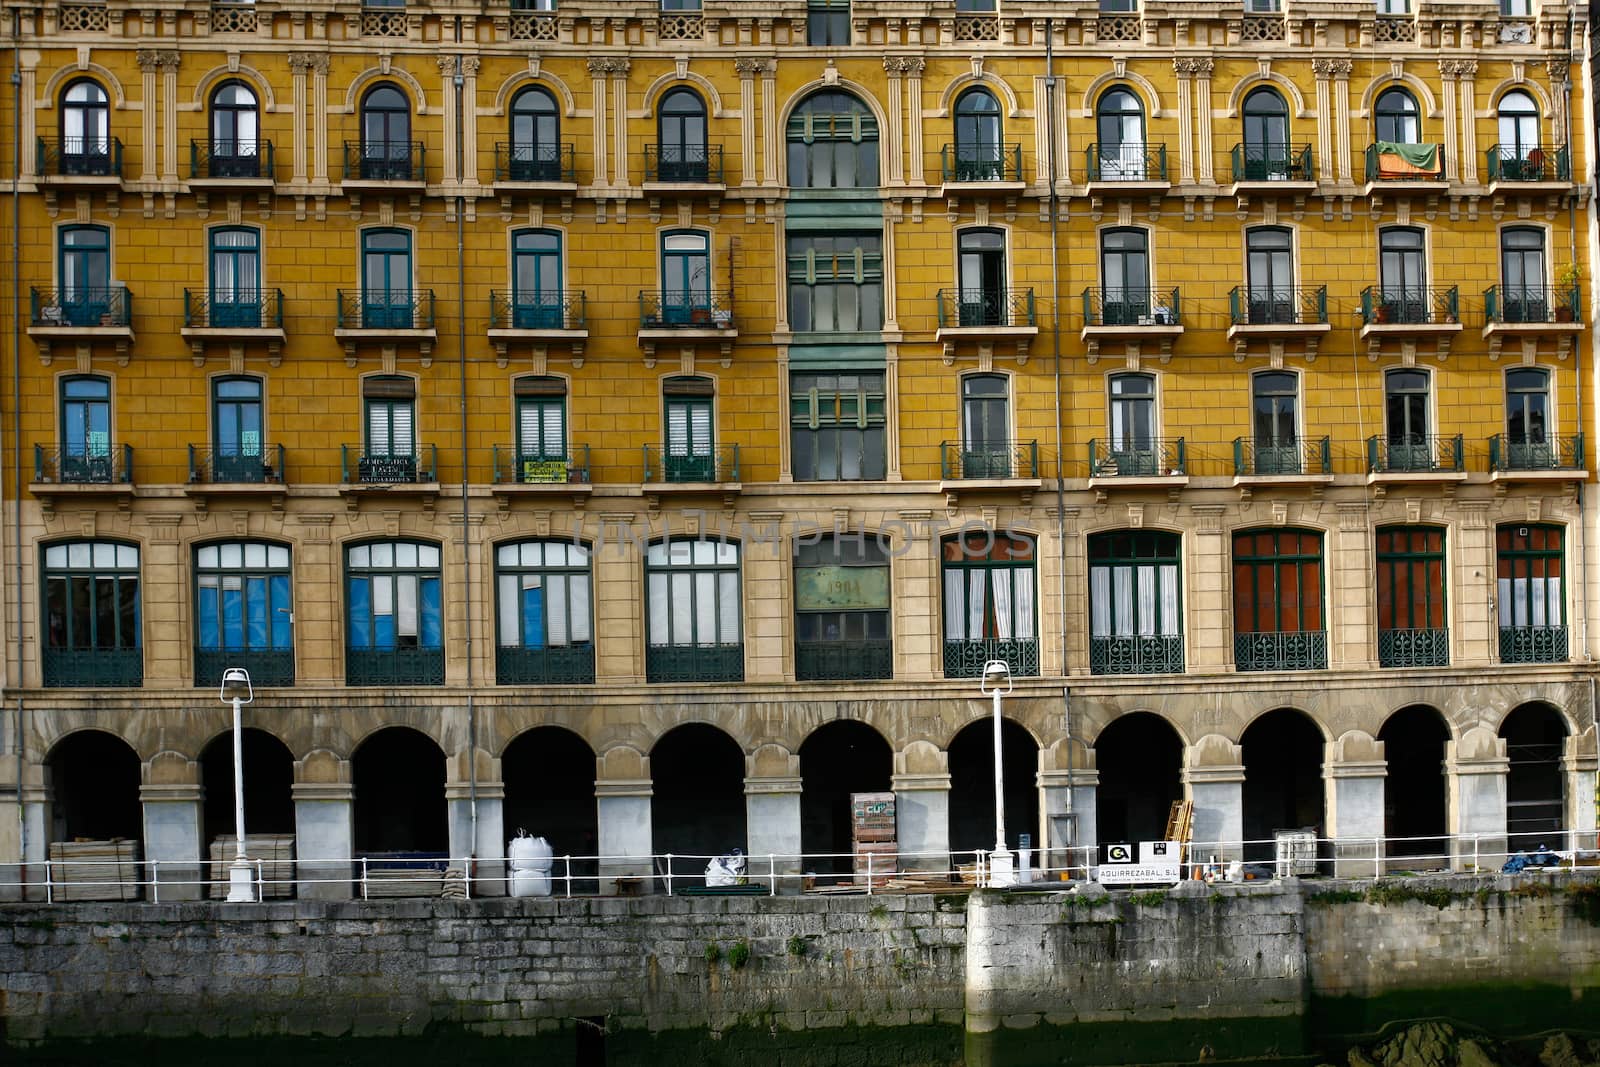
[1099,0,1138,9]
[790,372,886,481]
[1500,0,1531,13]
[1376,0,1409,12]
[787,233,884,332]
[1496,526,1566,665]
[807,0,849,44]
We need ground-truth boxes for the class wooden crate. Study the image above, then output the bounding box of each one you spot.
[49,840,141,901]
[850,792,897,843]
[853,840,899,887]
[208,834,296,899]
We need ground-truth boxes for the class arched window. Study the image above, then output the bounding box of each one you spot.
[359,84,414,180]
[1501,227,1548,322]
[645,538,744,682]
[952,88,1003,180]
[507,86,562,182]
[345,540,443,685]
[495,540,594,684]
[1374,87,1420,144]
[510,229,564,328]
[209,227,262,327]
[211,376,266,482]
[43,541,142,686]
[208,80,261,178]
[1094,87,1147,180]
[57,225,112,327]
[1088,530,1183,675]
[1098,227,1150,324]
[655,88,710,182]
[194,541,294,686]
[60,79,111,175]
[940,532,1038,678]
[1241,87,1289,179]
[957,228,1007,325]
[1496,90,1541,174]
[1245,227,1293,323]
[1378,227,1427,322]
[787,90,879,189]
[360,228,414,328]
[59,376,111,482]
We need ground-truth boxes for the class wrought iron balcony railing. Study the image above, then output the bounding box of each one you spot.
[493,142,576,183]
[1089,437,1186,477]
[1486,144,1569,183]
[43,647,143,688]
[35,442,134,484]
[336,289,435,330]
[1378,628,1449,668]
[496,644,596,685]
[646,644,743,683]
[1229,142,1314,183]
[1488,433,1584,472]
[1234,630,1327,672]
[492,444,591,484]
[36,136,123,177]
[184,288,283,330]
[1360,286,1458,326]
[341,445,438,484]
[1483,284,1580,325]
[188,443,285,484]
[1083,287,1180,327]
[1366,433,1463,474]
[1228,285,1327,326]
[1085,142,1168,182]
[342,140,426,182]
[1232,436,1331,477]
[943,638,1040,679]
[489,290,586,330]
[31,286,133,328]
[939,143,1024,183]
[1089,634,1184,675]
[939,440,1039,480]
[189,139,274,180]
[643,143,724,184]
[1499,625,1568,664]
[642,443,739,484]
[795,640,894,682]
[936,287,1035,328]
[638,290,734,329]
[195,648,295,688]
[1364,142,1445,182]
[346,647,445,686]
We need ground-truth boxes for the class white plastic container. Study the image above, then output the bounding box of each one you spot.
[509,834,554,897]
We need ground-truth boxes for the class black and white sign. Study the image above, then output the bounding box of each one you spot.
[1095,840,1183,886]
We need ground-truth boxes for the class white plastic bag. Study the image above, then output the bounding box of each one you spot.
[704,848,747,887]
[509,830,553,897]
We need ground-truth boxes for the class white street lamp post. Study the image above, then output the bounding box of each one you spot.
[980,660,1015,887]
[218,667,255,903]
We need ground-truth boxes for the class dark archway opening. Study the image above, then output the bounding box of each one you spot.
[503,726,598,894]
[1241,708,1325,864]
[651,723,746,887]
[47,730,141,843]
[199,727,295,847]
[1378,705,1450,865]
[948,718,1039,860]
[799,720,893,880]
[352,727,448,892]
[1094,712,1184,863]
[1500,703,1569,849]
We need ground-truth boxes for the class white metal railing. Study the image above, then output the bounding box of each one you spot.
[0,830,1591,904]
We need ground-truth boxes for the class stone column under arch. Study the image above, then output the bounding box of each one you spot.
[1325,731,1386,878]
[1185,734,1245,863]
[447,747,504,897]
[746,743,802,892]
[141,751,204,902]
[893,740,950,874]
[293,748,353,900]
[1446,726,1509,872]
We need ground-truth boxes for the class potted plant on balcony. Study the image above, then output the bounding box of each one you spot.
[1556,263,1581,322]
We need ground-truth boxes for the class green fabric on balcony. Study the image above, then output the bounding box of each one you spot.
[1374,141,1440,177]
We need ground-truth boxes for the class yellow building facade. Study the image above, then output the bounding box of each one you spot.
[0,0,1594,897]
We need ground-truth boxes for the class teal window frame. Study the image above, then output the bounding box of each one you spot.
[495,540,593,653]
[1252,370,1299,466]
[361,228,413,328]
[364,375,416,461]
[664,377,714,481]
[1089,531,1181,639]
[58,224,111,326]
[60,79,110,170]
[213,375,264,480]
[645,538,743,649]
[1099,227,1150,323]
[209,226,262,328]
[509,86,560,181]
[42,540,142,660]
[941,532,1037,643]
[807,0,849,44]
[656,88,708,181]
[1232,528,1324,635]
[359,84,412,179]
[1376,525,1446,632]
[786,91,879,189]
[208,80,260,177]
[660,229,710,322]
[1245,227,1293,322]
[1497,524,1565,631]
[515,377,567,462]
[194,541,294,685]
[511,228,563,328]
[1506,367,1549,446]
[786,231,884,332]
[60,375,111,476]
[345,540,443,652]
[789,370,886,481]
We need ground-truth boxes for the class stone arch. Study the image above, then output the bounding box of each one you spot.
[1078,73,1165,120]
[40,64,128,109]
[1238,703,1332,744]
[896,739,946,776]
[946,716,1040,856]
[777,80,890,134]
[934,73,1023,118]
[750,741,798,778]
[1480,78,1554,118]
[1094,711,1184,851]
[189,64,279,113]
[490,72,578,118]
[1357,77,1441,120]
[341,67,431,116]
[639,73,727,120]
[596,743,648,781]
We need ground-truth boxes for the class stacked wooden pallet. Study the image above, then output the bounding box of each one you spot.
[49,840,141,901]
[851,791,897,888]
[208,834,296,899]
[361,853,447,898]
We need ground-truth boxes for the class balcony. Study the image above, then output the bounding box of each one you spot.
[1485,144,1570,190]
[35,136,123,181]
[341,141,426,185]
[938,144,1025,191]
[339,445,439,511]
[1366,435,1465,494]
[1231,436,1333,496]
[1359,286,1461,358]
[1226,285,1331,359]
[1088,437,1188,497]
[490,443,593,508]
[181,289,286,361]
[646,644,743,684]
[42,647,142,688]
[795,640,894,682]
[495,644,596,685]
[642,144,725,190]
[637,290,736,363]
[1499,625,1568,664]
[1488,432,1586,489]
[1089,634,1184,676]
[1378,628,1449,669]
[1228,143,1315,191]
[185,444,286,510]
[487,290,588,361]
[1234,630,1327,672]
[492,142,577,188]
[334,290,437,360]
[188,140,275,185]
[1363,142,1445,188]
[642,444,740,507]
[346,647,445,686]
[1483,284,1582,361]
[943,638,1040,680]
[1081,287,1182,361]
[31,443,134,515]
[938,440,1042,506]
[1084,143,1169,190]
[29,286,135,362]
[194,648,295,689]
[934,287,1038,360]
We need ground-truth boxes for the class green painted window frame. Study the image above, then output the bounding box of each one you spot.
[60,374,110,463]
[794,532,891,645]
[1088,530,1182,639]
[344,540,443,651]
[1506,367,1550,444]
[806,0,849,44]
[645,538,743,649]
[1375,526,1447,632]
[494,540,593,652]
[786,231,884,332]
[1497,524,1565,628]
[789,370,886,481]
[1231,528,1324,635]
[364,381,415,459]
[941,532,1037,643]
[515,383,566,462]
[786,91,879,189]
[42,540,142,652]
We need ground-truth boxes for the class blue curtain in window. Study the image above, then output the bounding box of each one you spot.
[349,577,372,647]
[245,577,268,647]
[222,584,244,648]
[521,584,544,649]
[198,591,219,647]
[420,577,441,647]
[270,575,291,646]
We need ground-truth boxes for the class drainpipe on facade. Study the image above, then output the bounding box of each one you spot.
[11,10,26,885]
[1566,8,1591,663]
[451,33,478,871]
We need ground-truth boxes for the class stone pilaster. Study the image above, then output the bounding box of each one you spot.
[293,748,354,900]
[1313,58,1353,183]
[745,774,802,892]
[18,64,36,181]
[1172,59,1196,185]
[1437,60,1461,184]
[1325,732,1386,878]
[137,50,161,182]
[1445,727,1509,871]
[1184,735,1245,861]
[141,752,203,901]
[890,511,939,679]
[881,57,910,186]
[586,57,612,188]
[892,771,951,873]
[1333,502,1374,670]
[1187,505,1230,670]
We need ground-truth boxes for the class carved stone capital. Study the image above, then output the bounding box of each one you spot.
[1438,58,1478,78]
[1546,55,1572,80]
[1172,57,1214,77]
[288,52,329,75]
[734,57,776,78]
[437,56,481,77]
[587,57,631,78]
[882,56,926,77]
[137,49,179,73]
[1311,58,1353,78]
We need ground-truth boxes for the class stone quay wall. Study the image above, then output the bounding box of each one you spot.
[3,876,1600,1044]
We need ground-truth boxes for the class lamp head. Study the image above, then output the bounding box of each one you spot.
[978,659,1013,695]
[219,667,254,705]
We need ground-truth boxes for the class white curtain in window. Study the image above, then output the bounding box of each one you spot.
[1159,564,1180,636]
[648,572,669,645]
[1090,568,1110,637]
[670,572,693,644]
[1136,564,1157,636]
[717,572,740,643]
[945,570,967,640]
[695,572,716,643]
[1498,577,1514,626]
[967,571,986,640]
[1014,571,1035,639]
[1113,566,1134,637]
[571,574,592,642]
[397,574,418,638]
[992,571,1013,640]
[1529,577,1547,626]
[546,574,569,645]
[499,574,520,646]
